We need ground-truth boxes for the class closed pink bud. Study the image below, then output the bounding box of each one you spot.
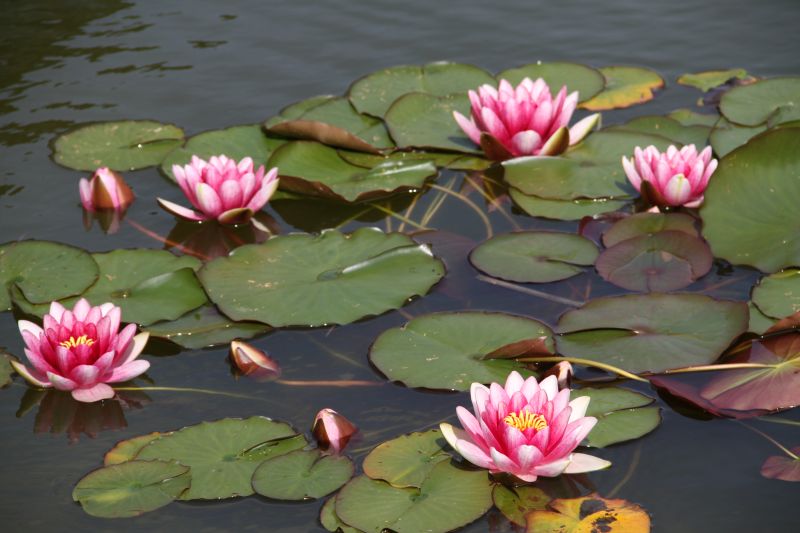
[79,167,135,212]
[312,408,357,454]
[229,340,281,381]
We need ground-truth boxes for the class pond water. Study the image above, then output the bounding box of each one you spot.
[1,1,799,531]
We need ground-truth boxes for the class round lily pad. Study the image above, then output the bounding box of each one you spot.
[572,387,660,447]
[709,117,767,157]
[199,228,445,327]
[252,449,354,501]
[667,109,720,127]
[677,69,750,92]
[160,124,285,180]
[362,430,451,488]
[334,460,493,533]
[719,77,800,126]
[145,305,270,349]
[385,93,481,153]
[752,269,800,319]
[370,311,550,391]
[527,495,651,533]
[496,62,605,102]
[348,62,495,117]
[0,240,98,311]
[581,66,664,111]
[595,231,713,292]
[268,141,437,202]
[135,417,302,500]
[52,120,184,171]
[264,95,336,128]
[509,189,628,221]
[556,293,749,373]
[72,460,190,518]
[602,212,698,247]
[610,115,711,147]
[700,128,800,273]
[493,485,551,527]
[104,432,164,466]
[470,231,598,283]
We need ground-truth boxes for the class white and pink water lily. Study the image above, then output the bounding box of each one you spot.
[440,371,610,482]
[622,144,717,208]
[453,77,600,160]
[79,167,135,212]
[158,155,279,224]
[11,299,150,403]
[312,408,358,454]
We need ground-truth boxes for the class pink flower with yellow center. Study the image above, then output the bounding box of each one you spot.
[11,299,150,403]
[440,371,610,482]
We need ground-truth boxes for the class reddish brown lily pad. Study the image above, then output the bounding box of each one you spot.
[761,448,800,482]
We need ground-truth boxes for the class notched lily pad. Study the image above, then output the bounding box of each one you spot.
[53,120,184,171]
[252,449,354,501]
[362,429,451,488]
[497,62,605,102]
[719,77,800,126]
[751,269,800,320]
[526,494,651,533]
[104,432,164,466]
[509,189,628,221]
[709,117,767,157]
[581,66,664,111]
[320,496,364,533]
[602,212,698,247]
[678,69,750,92]
[493,484,551,527]
[144,305,270,349]
[385,93,481,154]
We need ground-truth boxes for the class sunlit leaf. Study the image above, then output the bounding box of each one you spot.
[362,429,451,488]
[667,109,719,127]
[320,497,364,532]
[751,269,800,319]
[602,212,698,247]
[719,77,800,126]
[678,69,750,92]
[252,449,354,500]
[493,484,551,526]
[144,305,270,349]
[709,117,767,157]
[509,189,628,221]
[572,387,659,447]
[581,66,664,111]
[609,115,711,147]
[104,432,164,466]
[385,93,481,153]
[496,62,605,102]
[526,494,651,533]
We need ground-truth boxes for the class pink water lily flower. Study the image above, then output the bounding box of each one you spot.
[440,371,610,482]
[79,167,135,212]
[11,299,150,403]
[453,77,600,160]
[312,408,358,454]
[158,155,279,224]
[622,144,718,208]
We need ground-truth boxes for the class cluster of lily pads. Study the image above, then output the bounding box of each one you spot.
[2,61,800,532]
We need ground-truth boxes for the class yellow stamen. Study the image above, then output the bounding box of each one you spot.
[504,411,548,432]
[59,335,95,349]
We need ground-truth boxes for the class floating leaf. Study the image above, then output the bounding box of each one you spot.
[385,93,481,153]
[602,212,698,247]
[470,231,598,283]
[53,120,184,171]
[144,305,269,349]
[348,62,494,117]
[596,231,713,292]
[264,95,336,127]
[320,497,364,533]
[335,461,493,533]
[719,77,800,126]
[581,66,664,111]
[493,484,551,527]
[252,449,354,500]
[667,109,720,127]
[709,117,767,157]
[526,494,651,533]
[135,417,300,500]
[199,228,444,327]
[0,349,14,387]
[160,124,285,180]
[749,302,777,334]
[678,69,750,92]
[268,141,436,202]
[509,189,628,221]
[362,429,451,488]
[761,449,800,482]
[751,269,800,319]
[72,460,190,518]
[104,433,164,466]
[572,387,660,447]
[557,294,748,373]
[370,312,550,391]
[337,149,490,172]
[610,115,711,147]
[265,96,394,152]
[701,128,800,273]
[0,240,98,311]
[497,62,605,102]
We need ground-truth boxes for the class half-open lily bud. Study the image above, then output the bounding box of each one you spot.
[542,360,573,390]
[79,167,135,212]
[229,340,281,381]
[312,408,357,454]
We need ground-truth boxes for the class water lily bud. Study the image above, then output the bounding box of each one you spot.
[543,361,573,390]
[229,340,281,381]
[79,167,135,212]
[312,408,357,454]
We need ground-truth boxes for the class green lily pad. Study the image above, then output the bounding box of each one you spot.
[602,212,698,247]
[0,240,98,311]
[264,95,337,128]
[493,484,551,526]
[160,124,285,180]
[595,231,713,292]
[556,293,749,373]
[72,460,190,518]
[749,302,777,334]
[719,77,800,126]
[199,228,445,327]
[496,62,605,102]
[469,231,598,283]
[320,497,364,533]
[509,189,628,221]
[252,449,354,501]
[572,387,660,447]
[581,66,664,111]
[105,433,164,466]
[709,117,767,157]
[362,430,451,488]
[144,305,270,349]
[268,141,437,202]
[265,96,394,152]
[334,461,493,533]
[385,93,481,153]
[0,349,14,387]
[610,115,711,147]
[370,312,550,391]
[135,417,301,500]
[53,120,184,171]
[678,69,750,92]
[752,269,800,319]
[700,128,800,273]
[348,62,495,117]
[337,148,491,172]
[667,108,720,127]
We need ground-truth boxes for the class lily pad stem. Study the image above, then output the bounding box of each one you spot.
[516,356,649,382]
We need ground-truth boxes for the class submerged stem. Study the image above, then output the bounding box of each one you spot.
[369,203,430,231]
[654,363,776,374]
[476,274,584,307]
[114,386,260,401]
[126,219,210,260]
[737,421,799,460]
[462,174,520,230]
[428,183,494,239]
[275,379,384,387]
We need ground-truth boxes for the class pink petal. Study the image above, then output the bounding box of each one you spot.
[568,113,600,146]
[18,319,44,341]
[481,107,510,143]
[563,453,611,473]
[245,173,279,212]
[79,178,94,211]
[157,198,208,221]
[622,156,642,191]
[107,359,150,383]
[70,364,100,386]
[118,332,150,366]
[440,423,493,469]
[539,375,558,401]
[72,383,115,403]
[532,457,571,477]
[490,447,520,473]
[453,111,482,145]
[47,371,78,391]
[195,182,223,217]
[511,130,542,156]
[663,174,692,205]
[219,180,244,211]
[568,395,591,422]
[10,360,51,387]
